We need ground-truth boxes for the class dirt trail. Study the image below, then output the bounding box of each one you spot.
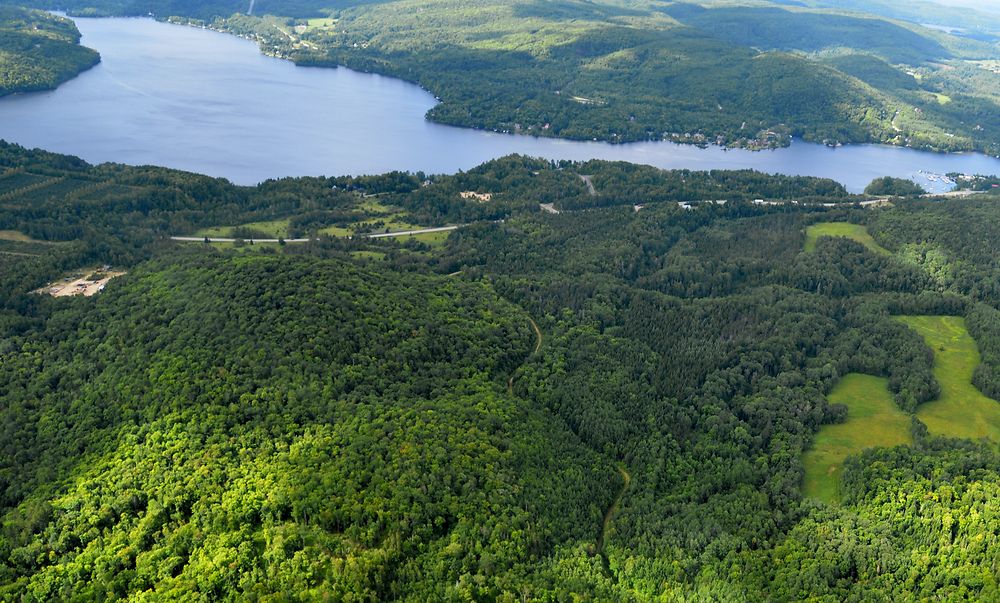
[596,465,631,561]
[508,317,542,394]
[529,317,542,354]
[503,313,632,578]
[579,174,597,196]
[0,250,39,257]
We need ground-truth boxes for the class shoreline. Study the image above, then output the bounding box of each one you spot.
[7,15,1000,192]
[136,14,998,158]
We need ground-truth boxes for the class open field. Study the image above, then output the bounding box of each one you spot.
[899,315,1000,443]
[318,226,352,237]
[803,374,913,503]
[354,198,397,214]
[0,230,35,242]
[804,222,890,254]
[804,316,1000,503]
[194,219,291,239]
[350,250,387,261]
[190,200,424,242]
[386,230,451,247]
[320,217,426,238]
[305,17,336,29]
[932,92,953,105]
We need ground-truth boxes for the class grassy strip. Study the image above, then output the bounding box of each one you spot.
[899,315,1000,443]
[803,374,912,503]
[804,222,890,255]
[193,219,291,239]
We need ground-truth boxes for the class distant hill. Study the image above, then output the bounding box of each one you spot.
[0,7,99,96]
[4,0,1000,153]
[663,3,951,64]
[803,0,1000,33]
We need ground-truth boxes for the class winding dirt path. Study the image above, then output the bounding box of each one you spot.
[596,465,631,561]
[503,313,632,575]
[508,317,542,394]
[528,317,542,354]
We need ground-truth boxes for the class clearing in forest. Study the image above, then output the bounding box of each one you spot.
[36,267,126,297]
[898,315,1000,443]
[0,230,35,242]
[194,219,291,239]
[804,222,890,254]
[803,373,912,503]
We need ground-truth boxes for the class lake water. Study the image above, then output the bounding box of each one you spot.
[4,16,1000,192]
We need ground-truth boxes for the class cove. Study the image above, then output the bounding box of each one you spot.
[4,16,1000,193]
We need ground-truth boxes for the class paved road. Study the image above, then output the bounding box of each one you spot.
[170,236,312,243]
[171,225,466,244]
[920,190,987,199]
[366,225,462,239]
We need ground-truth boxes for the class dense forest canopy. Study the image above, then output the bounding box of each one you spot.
[0,6,99,96]
[4,0,1000,153]
[0,139,999,599]
[864,176,927,196]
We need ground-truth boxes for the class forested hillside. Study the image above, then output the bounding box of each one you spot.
[0,254,623,599]
[0,7,99,96]
[1,144,999,599]
[805,0,1000,36]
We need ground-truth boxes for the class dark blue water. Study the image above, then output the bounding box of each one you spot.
[3,16,1000,192]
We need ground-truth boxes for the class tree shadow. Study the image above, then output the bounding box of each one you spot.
[662,4,953,64]
[513,0,649,22]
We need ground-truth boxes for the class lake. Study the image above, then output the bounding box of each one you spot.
[4,16,1000,193]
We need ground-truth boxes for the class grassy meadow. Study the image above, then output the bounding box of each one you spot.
[899,315,1000,443]
[804,222,890,254]
[803,374,913,503]
[805,316,1000,503]
[0,230,35,242]
[194,219,291,239]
